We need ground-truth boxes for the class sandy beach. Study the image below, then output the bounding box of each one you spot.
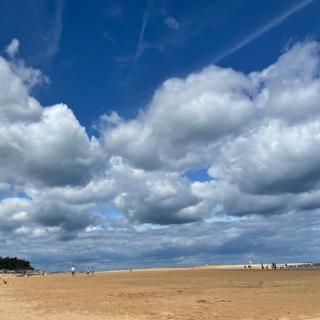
[1,268,320,320]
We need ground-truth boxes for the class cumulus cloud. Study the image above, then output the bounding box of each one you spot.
[252,41,320,123]
[0,103,104,187]
[110,157,204,224]
[211,119,320,195]
[0,57,42,122]
[0,50,105,240]
[102,65,254,171]
[102,40,320,222]
[1,39,320,268]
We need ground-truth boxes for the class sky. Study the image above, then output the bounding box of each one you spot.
[0,0,320,271]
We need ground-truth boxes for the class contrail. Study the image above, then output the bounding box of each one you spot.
[135,0,154,62]
[46,0,64,57]
[213,0,316,63]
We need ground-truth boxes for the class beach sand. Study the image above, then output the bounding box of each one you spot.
[1,268,320,320]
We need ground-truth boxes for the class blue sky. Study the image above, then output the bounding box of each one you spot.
[1,0,320,271]
[1,0,319,126]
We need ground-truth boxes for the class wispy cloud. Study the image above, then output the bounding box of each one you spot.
[44,0,64,58]
[138,1,232,58]
[135,0,154,62]
[213,0,316,63]
[103,31,115,44]
[5,38,20,58]
[164,17,180,31]
[104,3,123,19]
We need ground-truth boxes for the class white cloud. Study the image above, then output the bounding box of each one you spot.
[110,157,203,224]
[211,119,320,195]
[102,40,320,223]
[102,65,254,171]
[0,57,42,122]
[5,38,19,58]
[1,39,320,268]
[0,103,104,187]
[252,41,320,123]
[0,52,105,238]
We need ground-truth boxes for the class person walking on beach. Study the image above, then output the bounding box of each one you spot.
[91,266,95,276]
[86,267,90,276]
[71,265,76,278]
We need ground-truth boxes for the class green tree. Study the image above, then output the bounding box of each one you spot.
[0,256,33,270]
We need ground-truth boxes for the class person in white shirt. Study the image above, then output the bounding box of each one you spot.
[71,265,76,278]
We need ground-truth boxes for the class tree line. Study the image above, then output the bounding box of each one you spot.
[0,256,33,270]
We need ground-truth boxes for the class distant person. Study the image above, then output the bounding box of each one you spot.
[71,265,76,278]
[86,267,90,276]
[91,266,95,276]
[261,263,264,270]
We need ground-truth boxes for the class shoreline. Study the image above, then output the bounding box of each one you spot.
[97,262,317,273]
[1,262,318,276]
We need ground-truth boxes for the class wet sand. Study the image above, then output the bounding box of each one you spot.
[1,268,320,319]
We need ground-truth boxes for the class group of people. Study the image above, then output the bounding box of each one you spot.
[70,265,94,277]
[271,263,292,269]
[268,263,291,270]
[243,262,292,270]
[86,266,95,276]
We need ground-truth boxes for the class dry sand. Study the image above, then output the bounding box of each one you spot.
[1,268,320,320]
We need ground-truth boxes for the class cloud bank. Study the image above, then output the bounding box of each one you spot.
[1,39,320,269]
